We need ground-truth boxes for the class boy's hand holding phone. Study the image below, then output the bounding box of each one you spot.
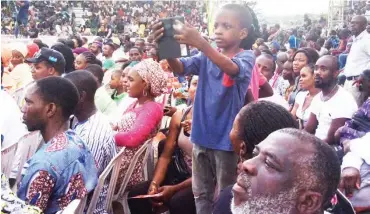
[172,20,205,50]
[150,19,206,50]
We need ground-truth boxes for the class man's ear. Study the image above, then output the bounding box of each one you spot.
[296,191,323,214]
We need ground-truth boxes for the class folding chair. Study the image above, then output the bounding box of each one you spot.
[83,146,127,213]
[112,140,153,214]
[1,142,18,177]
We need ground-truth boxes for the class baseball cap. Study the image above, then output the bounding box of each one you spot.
[26,48,66,74]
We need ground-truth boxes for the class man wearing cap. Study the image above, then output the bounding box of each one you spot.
[26,47,66,81]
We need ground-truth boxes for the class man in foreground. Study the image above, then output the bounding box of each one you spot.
[17,76,98,214]
[231,128,340,214]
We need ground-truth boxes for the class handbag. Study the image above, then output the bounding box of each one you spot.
[166,106,192,185]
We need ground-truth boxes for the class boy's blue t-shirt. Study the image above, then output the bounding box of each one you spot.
[179,50,254,151]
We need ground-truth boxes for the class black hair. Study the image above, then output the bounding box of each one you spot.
[317,38,326,47]
[292,47,320,65]
[65,39,75,49]
[70,35,83,48]
[80,51,101,66]
[237,101,297,158]
[121,60,133,70]
[260,53,276,73]
[221,4,259,50]
[35,76,79,120]
[303,63,315,73]
[130,46,143,55]
[33,39,49,49]
[51,42,75,73]
[278,128,340,208]
[64,70,98,101]
[362,69,370,79]
[82,37,88,44]
[84,64,104,85]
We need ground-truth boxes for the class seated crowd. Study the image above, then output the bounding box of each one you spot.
[1,3,370,214]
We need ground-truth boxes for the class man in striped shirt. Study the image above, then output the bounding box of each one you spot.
[65,70,117,214]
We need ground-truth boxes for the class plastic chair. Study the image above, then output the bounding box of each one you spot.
[59,198,86,214]
[112,140,153,214]
[82,147,127,213]
[1,141,18,177]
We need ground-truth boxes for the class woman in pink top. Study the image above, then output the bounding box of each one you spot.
[113,59,167,192]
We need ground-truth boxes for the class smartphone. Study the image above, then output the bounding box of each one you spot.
[158,16,190,60]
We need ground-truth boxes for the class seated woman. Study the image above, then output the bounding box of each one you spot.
[127,76,198,214]
[214,101,298,214]
[113,59,167,192]
[291,64,321,128]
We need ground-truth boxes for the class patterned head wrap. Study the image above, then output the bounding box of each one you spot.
[131,59,167,97]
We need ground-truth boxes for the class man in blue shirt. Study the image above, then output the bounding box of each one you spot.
[17,77,98,214]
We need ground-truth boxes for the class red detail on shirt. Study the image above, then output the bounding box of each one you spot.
[46,133,68,152]
[221,49,243,87]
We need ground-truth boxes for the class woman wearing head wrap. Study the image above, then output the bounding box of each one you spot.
[113,59,167,192]
[3,43,33,93]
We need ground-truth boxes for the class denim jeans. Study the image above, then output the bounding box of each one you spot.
[339,53,348,70]
[192,144,238,214]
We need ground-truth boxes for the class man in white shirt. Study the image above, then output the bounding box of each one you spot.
[305,55,358,145]
[343,15,370,106]
[65,71,117,214]
[340,132,370,211]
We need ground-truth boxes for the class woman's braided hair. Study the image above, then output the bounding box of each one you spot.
[80,51,102,67]
[238,101,297,158]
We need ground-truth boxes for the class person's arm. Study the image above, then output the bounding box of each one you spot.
[324,118,348,145]
[291,102,299,120]
[17,163,56,211]
[258,82,273,98]
[197,39,240,76]
[151,110,182,186]
[244,88,254,106]
[114,103,163,147]
[304,113,318,134]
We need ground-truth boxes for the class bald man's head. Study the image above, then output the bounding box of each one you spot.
[350,15,367,36]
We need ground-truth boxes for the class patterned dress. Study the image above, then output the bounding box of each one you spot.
[339,98,370,144]
[17,130,98,214]
[114,100,163,193]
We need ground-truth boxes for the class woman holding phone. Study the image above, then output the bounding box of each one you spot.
[128,76,198,214]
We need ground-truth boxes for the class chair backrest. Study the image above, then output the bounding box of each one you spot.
[1,142,18,177]
[60,198,84,214]
[84,146,127,213]
[109,139,152,212]
[85,139,152,214]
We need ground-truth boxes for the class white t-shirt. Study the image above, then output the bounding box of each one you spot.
[310,87,358,140]
[295,91,318,124]
[0,90,29,149]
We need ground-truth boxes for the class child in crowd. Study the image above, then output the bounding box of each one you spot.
[109,69,126,105]
[151,4,256,213]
